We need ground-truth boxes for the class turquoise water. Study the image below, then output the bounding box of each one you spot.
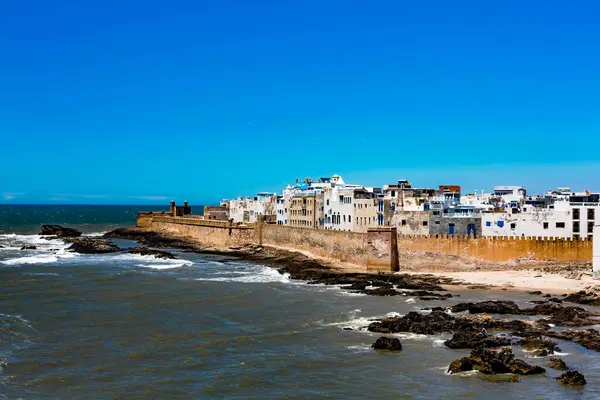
[0,206,598,399]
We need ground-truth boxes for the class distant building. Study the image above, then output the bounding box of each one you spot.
[204,204,229,221]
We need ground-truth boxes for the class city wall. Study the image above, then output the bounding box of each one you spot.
[137,214,593,270]
[397,234,593,262]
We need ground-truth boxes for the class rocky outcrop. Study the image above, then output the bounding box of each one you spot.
[104,228,202,252]
[555,371,586,385]
[20,246,37,250]
[444,329,511,349]
[519,337,560,354]
[563,290,600,306]
[372,337,402,351]
[128,247,175,259]
[451,301,600,327]
[547,329,600,352]
[65,238,120,254]
[546,358,568,371]
[451,301,520,314]
[368,311,466,335]
[447,346,545,375]
[39,225,82,238]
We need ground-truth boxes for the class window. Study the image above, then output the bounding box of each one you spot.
[401,220,407,226]
[433,211,440,216]
[435,221,440,225]
[348,215,351,223]
[391,190,396,197]
[573,208,580,220]
[589,209,596,220]
[326,200,329,206]
[485,221,492,227]
[589,222,594,234]
[423,221,428,227]
[497,221,504,228]
[556,222,566,228]
[523,207,527,212]
[543,222,549,229]
[573,221,580,233]
[510,223,516,229]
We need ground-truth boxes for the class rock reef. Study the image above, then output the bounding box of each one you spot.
[39,225,82,238]
[372,337,402,351]
[447,346,545,375]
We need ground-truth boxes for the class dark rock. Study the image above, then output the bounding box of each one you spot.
[532,349,550,357]
[372,337,402,351]
[363,287,399,296]
[563,290,600,306]
[530,300,547,305]
[528,291,543,295]
[422,307,446,312]
[66,238,120,254]
[128,247,176,260]
[444,329,511,349]
[447,346,545,375]
[546,358,568,371]
[545,294,552,298]
[519,337,560,354]
[20,246,37,250]
[451,301,520,315]
[368,310,463,335]
[508,358,546,375]
[547,329,600,352]
[548,298,563,303]
[39,225,82,238]
[343,327,353,331]
[555,371,586,385]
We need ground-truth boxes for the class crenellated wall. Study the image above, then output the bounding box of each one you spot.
[397,234,593,262]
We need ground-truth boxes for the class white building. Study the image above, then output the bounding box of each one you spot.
[482,198,599,239]
[228,192,277,223]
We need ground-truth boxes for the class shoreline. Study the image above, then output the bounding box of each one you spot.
[104,227,597,295]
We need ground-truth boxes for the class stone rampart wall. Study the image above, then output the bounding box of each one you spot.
[397,234,593,262]
[137,213,593,265]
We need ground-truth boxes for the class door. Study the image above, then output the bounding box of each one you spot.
[448,224,455,235]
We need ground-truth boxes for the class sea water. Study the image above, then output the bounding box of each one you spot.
[0,205,598,399]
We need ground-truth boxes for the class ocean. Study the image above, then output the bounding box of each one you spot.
[0,205,598,399]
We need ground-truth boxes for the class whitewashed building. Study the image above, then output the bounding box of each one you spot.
[482,196,599,239]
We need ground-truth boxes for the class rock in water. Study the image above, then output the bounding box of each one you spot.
[66,238,120,254]
[547,329,600,352]
[372,337,402,351]
[447,346,545,375]
[39,225,82,238]
[546,358,568,371]
[444,329,511,349]
[450,301,520,315]
[555,371,586,385]
[128,247,176,260]
[20,246,37,250]
[563,290,600,306]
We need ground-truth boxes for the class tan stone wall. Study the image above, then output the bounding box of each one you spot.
[262,224,370,266]
[150,216,256,248]
[397,234,593,262]
[136,214,593,266]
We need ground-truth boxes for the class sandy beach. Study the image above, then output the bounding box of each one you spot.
[406,269,597,294]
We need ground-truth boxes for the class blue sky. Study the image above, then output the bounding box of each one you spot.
[1,0,599,205]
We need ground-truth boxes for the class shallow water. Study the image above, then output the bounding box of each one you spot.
[0,207,598,399]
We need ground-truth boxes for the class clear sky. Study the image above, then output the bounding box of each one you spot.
[1,0,599,205]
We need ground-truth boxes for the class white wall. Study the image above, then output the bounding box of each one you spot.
[482,204,573,238]
[324,187,354,231]
[593,223,600,277]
